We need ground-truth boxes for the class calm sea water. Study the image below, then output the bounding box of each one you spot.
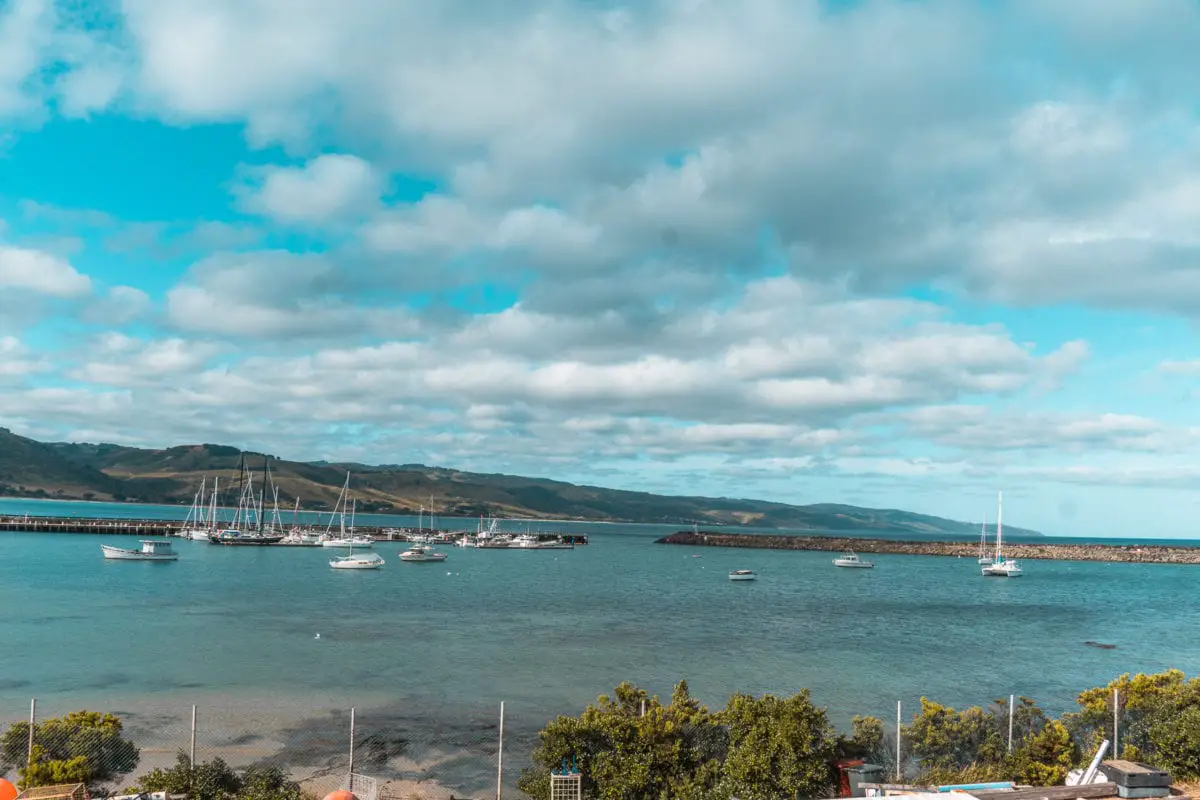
[1,497,1198,788]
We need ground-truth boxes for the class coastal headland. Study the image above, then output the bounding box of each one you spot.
[657,531,1200,564]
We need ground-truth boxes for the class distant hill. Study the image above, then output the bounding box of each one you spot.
[0,428,1042,535]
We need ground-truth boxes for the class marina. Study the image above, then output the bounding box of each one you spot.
[0,515,588,545]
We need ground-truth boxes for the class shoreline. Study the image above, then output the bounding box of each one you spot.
[657,531,1200,563]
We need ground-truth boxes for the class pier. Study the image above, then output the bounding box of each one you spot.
[0,515,588,544]
[657,530,1200,564]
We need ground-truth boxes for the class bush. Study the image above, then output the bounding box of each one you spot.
[0,711,140,788]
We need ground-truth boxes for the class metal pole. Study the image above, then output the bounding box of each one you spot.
[497,702,505,800]
[895,701,902,782]
[640,699,645,717]
[1007,694,1015,754]
[349,708,356,777]
[27,698,36,766]
[190,705,197,765]
[1113,688,1119,758]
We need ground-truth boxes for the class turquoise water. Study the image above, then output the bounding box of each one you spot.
[2,498,1198,789]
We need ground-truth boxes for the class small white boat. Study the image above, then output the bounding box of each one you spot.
[330,552,385,570]
[510,534,543,549]
[729,569,757,581]
[102,540,179,561]
[833,552,874,569]
[322,536,373,548]
[982,558,1022,577]
[399,544,448,562]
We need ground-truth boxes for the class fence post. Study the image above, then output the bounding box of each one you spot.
[349,708,356,778]
[497,702,505,800]
[1007,694,1014,754]
[1113,688,1119,758]
[895,701,901,782]
[27,698,36,766]
[190,705,197,765]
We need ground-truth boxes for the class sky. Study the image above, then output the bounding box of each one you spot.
[1,0,1200,538]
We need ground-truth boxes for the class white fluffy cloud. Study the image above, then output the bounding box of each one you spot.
[6,0,1200,535]
[0,244,91,296]
[237,154,380,225]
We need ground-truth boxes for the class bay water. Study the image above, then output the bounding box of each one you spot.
[2,498,1198,791]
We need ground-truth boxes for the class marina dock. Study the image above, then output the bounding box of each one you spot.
[0,515,588,544]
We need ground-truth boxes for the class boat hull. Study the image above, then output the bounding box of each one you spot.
[399,554,447,562]
[101,545,178,561]
[322,540,373,548]
[729,573,756,581]
[330,555,384,569]
[834,561,874,568]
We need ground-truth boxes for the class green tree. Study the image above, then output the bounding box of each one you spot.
[136,755,304,800]
[718,690,839,800]
[1144,705,1200,779]
[903,698,1006,777]
[1012,720,1076,786]
[137,753,241,800]
[236,766,304,800]
[840,716,886,762]
[0,711,140,788]
[517,680,724,800]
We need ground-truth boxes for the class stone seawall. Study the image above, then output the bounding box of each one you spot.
[656,531,1200,564]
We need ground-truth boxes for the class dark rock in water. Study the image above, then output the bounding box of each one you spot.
[1084,641,1117,649]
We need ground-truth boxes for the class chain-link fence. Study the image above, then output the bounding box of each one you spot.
[0,698,535,800]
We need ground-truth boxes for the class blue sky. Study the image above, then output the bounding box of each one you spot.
[2,0,1200,537]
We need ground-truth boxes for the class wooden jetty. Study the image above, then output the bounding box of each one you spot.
[0,515,588,544]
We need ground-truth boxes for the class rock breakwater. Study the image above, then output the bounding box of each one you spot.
[656,531,1200,564]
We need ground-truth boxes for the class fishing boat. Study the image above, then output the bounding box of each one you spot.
[982,491,1022,577]
[729,569,757,581]
[399,544,448,562]
[102,540,179,561]
[833,552,874,568]
[510,533,543,549]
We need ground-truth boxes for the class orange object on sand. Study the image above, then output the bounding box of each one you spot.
[323,791,356,800]
[0,778,18,800]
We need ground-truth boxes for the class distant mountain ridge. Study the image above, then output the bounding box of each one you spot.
[0,428,1042,535]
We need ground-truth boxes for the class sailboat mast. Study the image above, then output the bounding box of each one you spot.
[995,490,1004,560]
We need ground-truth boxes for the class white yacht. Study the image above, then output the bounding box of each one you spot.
[982,490,1022,578]
[330,551,385,570]
[833,552,874,569]
[399,544,448,562]
[102,540,179,561]
[510,533,543,549]
[729,569,757,581]
[322,536,373,548]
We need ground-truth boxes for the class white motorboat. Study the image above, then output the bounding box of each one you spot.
[102,540,179,561]
[833,552,874,568]
[981,490,1022,578]
[399,544,448,562]
[729,569,757,581]
[510,534,543,549]
[330,552,385,570]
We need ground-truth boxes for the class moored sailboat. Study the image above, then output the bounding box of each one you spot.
[981,491,1022,577]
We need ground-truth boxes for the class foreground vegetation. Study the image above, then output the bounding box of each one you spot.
[4,670,1199,800]
[518,670,1200,800]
